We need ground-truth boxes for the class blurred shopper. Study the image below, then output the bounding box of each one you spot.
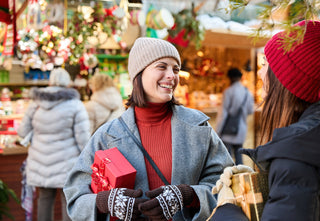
[210,20,320,221]
[17,68,91,221]
[215,68,254,164]
[85,73,125,134]
[64,37,233,221]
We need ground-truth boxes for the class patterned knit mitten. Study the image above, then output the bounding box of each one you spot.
[139,184,195,220]
[96,188,147,221]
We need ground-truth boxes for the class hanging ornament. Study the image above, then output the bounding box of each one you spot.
[146,7,174,30]
[47,2,64,25]
[115,0,130,41]
[112,7,126,19]
[129,9,146,26]
[27,0,42,30]
[83,53,98,69]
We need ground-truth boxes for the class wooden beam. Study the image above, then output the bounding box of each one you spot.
[203,30,270,49]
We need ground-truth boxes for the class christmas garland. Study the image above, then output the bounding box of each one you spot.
[66,2,125,64]
[16,25,70,70]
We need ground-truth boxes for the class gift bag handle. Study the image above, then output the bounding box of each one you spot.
[119,116,170,185]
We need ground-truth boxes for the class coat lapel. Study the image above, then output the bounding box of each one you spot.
[171,106,211,185]
[109,108,150,191]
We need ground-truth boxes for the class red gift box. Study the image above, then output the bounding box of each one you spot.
[91,147,137,193]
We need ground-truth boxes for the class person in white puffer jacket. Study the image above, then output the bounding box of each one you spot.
[17,68,91,221]
[85,73,125,134]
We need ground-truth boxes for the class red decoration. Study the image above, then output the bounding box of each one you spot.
[2,24,14,55]
[167,24,190,47]
[104,6,118,17]
[0,0,11,24]
[79,56,87,71]
[0,0,18,48]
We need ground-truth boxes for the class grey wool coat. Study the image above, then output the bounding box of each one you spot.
[17,86,91,188]
[215,82,254,144]
[63,105,234,221]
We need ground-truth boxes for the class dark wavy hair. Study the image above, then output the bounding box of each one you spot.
[125,72,180,108]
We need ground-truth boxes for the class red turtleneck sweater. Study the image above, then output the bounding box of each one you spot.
[135,102,172,190]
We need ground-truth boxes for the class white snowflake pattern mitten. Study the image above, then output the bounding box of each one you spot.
[139,184,196,220]
[96,188,147,221]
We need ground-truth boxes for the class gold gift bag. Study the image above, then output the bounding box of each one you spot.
[231,172,269,221]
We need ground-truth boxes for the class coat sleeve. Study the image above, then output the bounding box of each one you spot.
[63,131,101,221]
[210,203,249,221]
[261,158,319,221]
[73,101,91,150]
[17,101,38,138]
[187,123,234,220]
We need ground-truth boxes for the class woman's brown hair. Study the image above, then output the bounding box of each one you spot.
[125,72,180,108]
[259,66,312,145]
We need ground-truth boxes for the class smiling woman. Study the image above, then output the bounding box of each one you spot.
[63,37,234,221]
[141,58,180,103]
[126,37,182,108]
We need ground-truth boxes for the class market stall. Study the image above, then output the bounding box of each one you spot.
[0,0,273,219]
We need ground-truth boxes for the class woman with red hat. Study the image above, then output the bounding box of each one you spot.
[209,20,320,221]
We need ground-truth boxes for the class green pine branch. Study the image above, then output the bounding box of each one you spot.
[228,0,320,53]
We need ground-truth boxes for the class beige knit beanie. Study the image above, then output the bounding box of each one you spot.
[128,37,181,82]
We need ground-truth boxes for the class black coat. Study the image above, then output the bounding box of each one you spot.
[211,101,320,221]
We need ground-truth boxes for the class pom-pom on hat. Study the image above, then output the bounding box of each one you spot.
[264,20,320,103]
[128,37,181,82]
[227,68,242,78]
[49,68,71,87]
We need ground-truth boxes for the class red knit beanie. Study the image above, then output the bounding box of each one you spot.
[264,20,320,103]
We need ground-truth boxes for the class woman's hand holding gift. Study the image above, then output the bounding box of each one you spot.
[212,165,254,206]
